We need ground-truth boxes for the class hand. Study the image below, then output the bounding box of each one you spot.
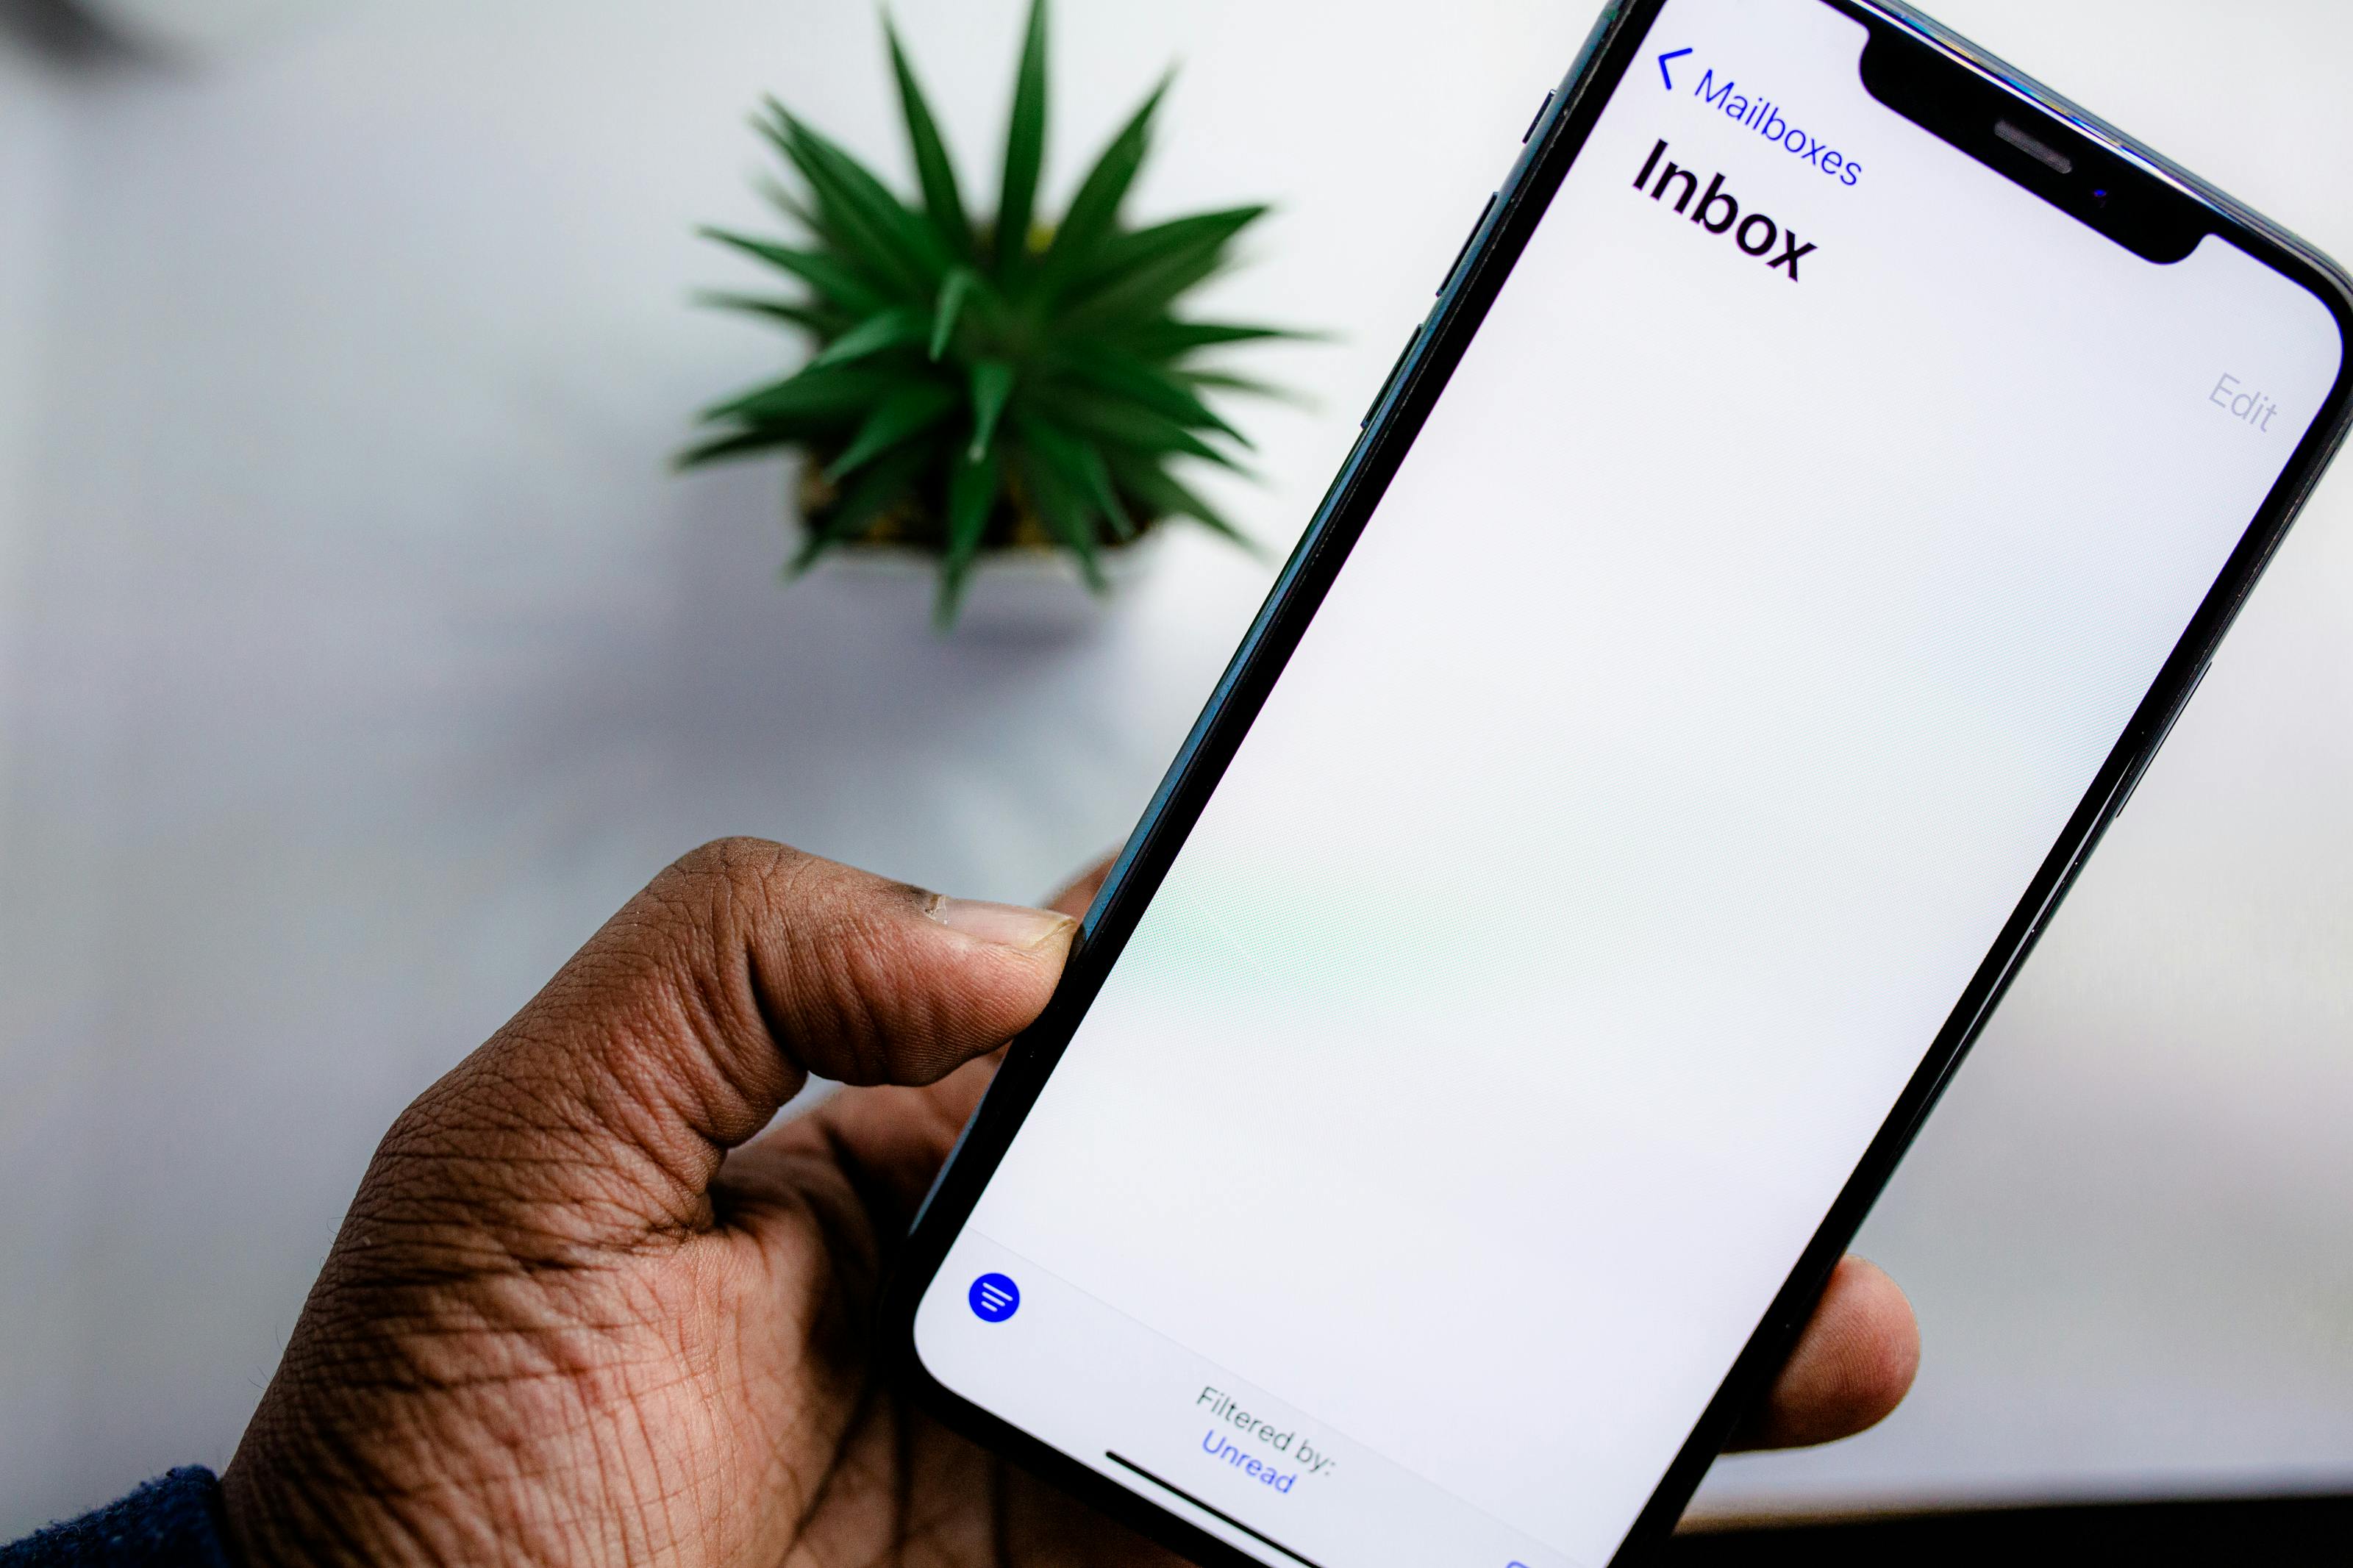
[221,840,1918,1567]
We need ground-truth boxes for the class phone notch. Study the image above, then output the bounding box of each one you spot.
[1852,14,2208,265]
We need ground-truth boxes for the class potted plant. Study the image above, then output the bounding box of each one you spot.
[682,0,1302,628]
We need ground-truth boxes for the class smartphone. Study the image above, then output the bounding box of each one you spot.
[884,2,2353,1564]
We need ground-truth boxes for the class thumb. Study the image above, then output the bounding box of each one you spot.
[376,839,1075,1245]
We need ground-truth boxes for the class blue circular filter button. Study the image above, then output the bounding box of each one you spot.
[968,1272,1021,1323]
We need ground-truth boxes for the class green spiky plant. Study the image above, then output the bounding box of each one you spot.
[681,0,1302,626]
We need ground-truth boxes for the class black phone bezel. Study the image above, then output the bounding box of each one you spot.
[879,3,2353,1564]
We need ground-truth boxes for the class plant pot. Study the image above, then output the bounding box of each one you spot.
[811,533,1160,641]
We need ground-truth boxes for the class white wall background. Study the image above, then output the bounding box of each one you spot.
[0,0,2347,1537]
[0,32,62,828]
[0,33,70,1527]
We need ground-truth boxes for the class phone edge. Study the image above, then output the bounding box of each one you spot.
[876,3,2353,1564]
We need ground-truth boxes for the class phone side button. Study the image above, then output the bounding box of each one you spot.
[1362,330,1421,429]
[1440,192,1499,296]
[1522,89,1557,144]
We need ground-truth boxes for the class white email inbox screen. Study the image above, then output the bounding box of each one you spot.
[917,1,2343,1564]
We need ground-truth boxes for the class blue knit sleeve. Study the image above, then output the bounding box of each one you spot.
[1,1470,235,1568]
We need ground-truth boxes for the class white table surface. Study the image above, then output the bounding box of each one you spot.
[1,0,2349,1537]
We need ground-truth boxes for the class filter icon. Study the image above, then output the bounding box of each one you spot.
[968,1272,1021,1323]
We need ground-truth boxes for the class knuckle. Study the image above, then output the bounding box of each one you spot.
[666,836,798,901]
[635,839,801,971]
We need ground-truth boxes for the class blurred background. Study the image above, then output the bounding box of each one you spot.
[1,0,2348,1540]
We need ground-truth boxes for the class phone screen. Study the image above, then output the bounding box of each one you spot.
[910,1,2344,1564]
